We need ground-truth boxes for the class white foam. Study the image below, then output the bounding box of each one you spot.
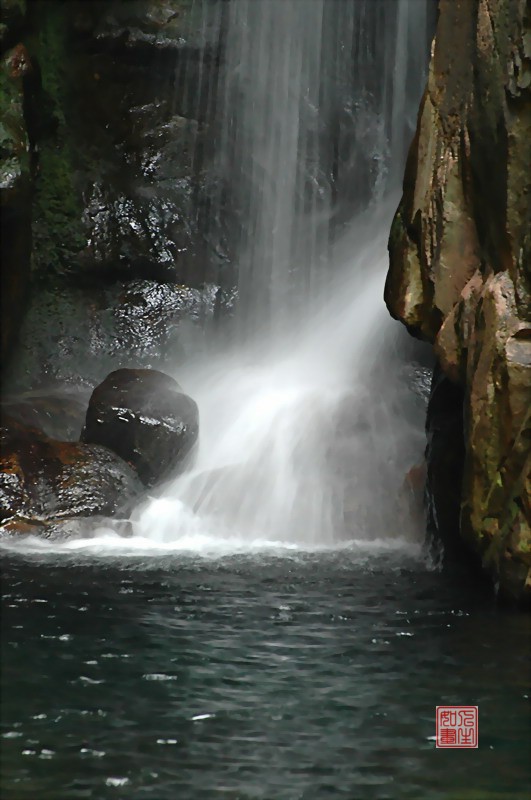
[0,529,422,561]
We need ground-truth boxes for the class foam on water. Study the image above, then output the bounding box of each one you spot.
[0,529,423,561]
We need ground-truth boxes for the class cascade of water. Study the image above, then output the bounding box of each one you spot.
[128,0,434,551]
[198,0,430,333]
[202,0,324,332]
[132,204,430,550]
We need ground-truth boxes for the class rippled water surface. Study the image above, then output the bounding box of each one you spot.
[1,546,530,800]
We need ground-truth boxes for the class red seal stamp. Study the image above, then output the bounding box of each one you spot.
[436,706,478,748]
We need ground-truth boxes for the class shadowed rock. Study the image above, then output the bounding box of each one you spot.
[384,0,531,606]
[81,368,199,487]
[1,39,33,369]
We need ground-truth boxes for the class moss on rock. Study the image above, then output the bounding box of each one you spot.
[27,1,86,274]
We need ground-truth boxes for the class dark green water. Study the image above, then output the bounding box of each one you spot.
[1,546,530,799]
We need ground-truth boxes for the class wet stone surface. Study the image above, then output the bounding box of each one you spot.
[82,368,199,488]
[0,418,142,528]
[4,279,234,394]
[1,389,89,441]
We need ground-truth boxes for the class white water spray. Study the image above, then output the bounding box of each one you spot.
[130,207,429,552]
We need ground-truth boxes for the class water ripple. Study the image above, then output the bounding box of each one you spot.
[1,551,529,800]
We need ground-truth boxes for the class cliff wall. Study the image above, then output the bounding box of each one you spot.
[385,0,530,604]
[1,0,225,375]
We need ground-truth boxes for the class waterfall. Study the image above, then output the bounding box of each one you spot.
[214,0,329,331]
[48,0,434,555]
[205,0,430,331]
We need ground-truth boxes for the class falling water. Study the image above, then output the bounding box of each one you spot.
[214,0,330,329]
[122,0,433,553]
[206,0,431,331]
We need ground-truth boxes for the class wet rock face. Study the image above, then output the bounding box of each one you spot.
[25,0,228,287]
[1,0,234,383]
[4,279,235,394]
[0,1,27,47]
[385,0,531,605]
[81,368,199,487]
[0,32,33,368]
[1,388,89,440]
[79,107,203,284]
[0,418,143,526]
[90,0,193,53]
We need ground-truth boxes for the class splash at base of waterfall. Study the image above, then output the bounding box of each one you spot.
[0,530,424,559]
[1,207,431,559]
[127,209,429,552]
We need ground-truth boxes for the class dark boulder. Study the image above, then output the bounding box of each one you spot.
[0,418,142,527]
[81,368,199,487]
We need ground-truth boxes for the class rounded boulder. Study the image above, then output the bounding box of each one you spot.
[81,369,199,487]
